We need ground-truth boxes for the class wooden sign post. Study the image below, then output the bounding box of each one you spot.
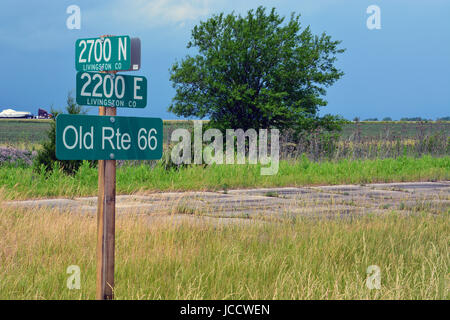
[96,105,116,300]
[56,34,162,300]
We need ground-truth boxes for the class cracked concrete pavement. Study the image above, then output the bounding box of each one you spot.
[3,181,449,224]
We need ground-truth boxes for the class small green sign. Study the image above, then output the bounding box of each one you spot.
[56,114,163,160]
[75,36,131,72]
[76,72,147,108]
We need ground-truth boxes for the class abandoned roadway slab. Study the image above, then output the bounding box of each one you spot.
[3,181,449,224]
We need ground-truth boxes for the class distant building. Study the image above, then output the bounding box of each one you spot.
[38,108,52,119]
[0,108,32,118]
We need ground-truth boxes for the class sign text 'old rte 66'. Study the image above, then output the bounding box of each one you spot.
[75,35,141,72]
[56,114,162,160]
[76,72,147,108]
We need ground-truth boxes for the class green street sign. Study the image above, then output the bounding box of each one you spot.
[56,114,163,160]
[75,36,141,72]
[76,72,147,108]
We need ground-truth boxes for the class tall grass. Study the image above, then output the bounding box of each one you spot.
[280,124,450,160]
[0,156,448,200]
[0,205,447,299]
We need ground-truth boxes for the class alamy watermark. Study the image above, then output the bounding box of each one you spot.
[66,265,81,290]
[366,5,381,30]
[366,265,381,290]
[170,121,280,175]
[66,5,81,30]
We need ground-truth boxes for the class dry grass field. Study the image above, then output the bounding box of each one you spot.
[0,201,447,300]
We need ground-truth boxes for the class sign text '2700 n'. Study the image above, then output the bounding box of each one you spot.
[75,35,136,72]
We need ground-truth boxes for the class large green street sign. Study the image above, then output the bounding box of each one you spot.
[75,35,141,72]
[56,114,163,160]
[76,72,147,108]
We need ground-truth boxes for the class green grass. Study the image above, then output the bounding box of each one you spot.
[0,206,447,299]
[0,155,448,200]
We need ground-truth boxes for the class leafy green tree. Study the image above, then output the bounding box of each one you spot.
[169,7,346,133]
[34,92,88,174]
